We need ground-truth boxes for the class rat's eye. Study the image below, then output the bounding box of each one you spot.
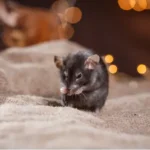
[76,72,82,79]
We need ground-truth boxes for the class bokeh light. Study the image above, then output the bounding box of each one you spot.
[108,64,118,74]
[146,0,150,9]
[104,54,114,64]
[138,0,147,9]
[137,64,147,74]
[52,0,69,13]
[133,0,145,11]
[118,0,136,10]
[64,7,82,24]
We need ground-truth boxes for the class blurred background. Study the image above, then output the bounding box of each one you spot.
[0,0,150,78]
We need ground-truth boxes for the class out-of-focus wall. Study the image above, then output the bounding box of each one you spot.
[1,0,150,77]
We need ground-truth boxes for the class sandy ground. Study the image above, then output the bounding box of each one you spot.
[0,40,149,148]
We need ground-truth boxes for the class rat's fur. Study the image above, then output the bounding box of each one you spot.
[54,50,109,111]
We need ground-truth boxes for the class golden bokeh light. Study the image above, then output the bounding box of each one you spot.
[138,0,147,9]
[133,0,145,11]
[137,64,147,74]
[64,7,82,24]
[146,0,150,9]
[118,0,136,10]
[108,64,118,74]
[104,54,114,64]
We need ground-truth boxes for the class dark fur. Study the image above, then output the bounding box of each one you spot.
[55,50,109,111]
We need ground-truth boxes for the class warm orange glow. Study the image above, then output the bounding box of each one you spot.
[64,7,82,24]
[138,0,147,9]
[137,64,147,74]
[133,1,145,11]
[104,54,114,64]
[118,0,136,10]
[65,24,75,39]
[146,0,150,9]
[108,65,118,74]
[59,24,75,39]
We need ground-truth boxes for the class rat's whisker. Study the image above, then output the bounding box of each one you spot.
[81,93,87,100]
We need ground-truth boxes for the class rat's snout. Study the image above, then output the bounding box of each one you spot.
[68,85,79,96]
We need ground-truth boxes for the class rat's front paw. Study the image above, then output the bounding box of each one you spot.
[60,87,68,94]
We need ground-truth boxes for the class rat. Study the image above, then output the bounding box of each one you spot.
[54,50,109,111]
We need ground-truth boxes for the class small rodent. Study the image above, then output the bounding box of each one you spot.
[54,50,109,111]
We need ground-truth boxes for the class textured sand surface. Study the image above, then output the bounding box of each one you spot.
[0,40,149,148]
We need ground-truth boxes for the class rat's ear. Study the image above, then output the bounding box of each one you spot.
[54,56,64,69]
[84,54,100,70]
